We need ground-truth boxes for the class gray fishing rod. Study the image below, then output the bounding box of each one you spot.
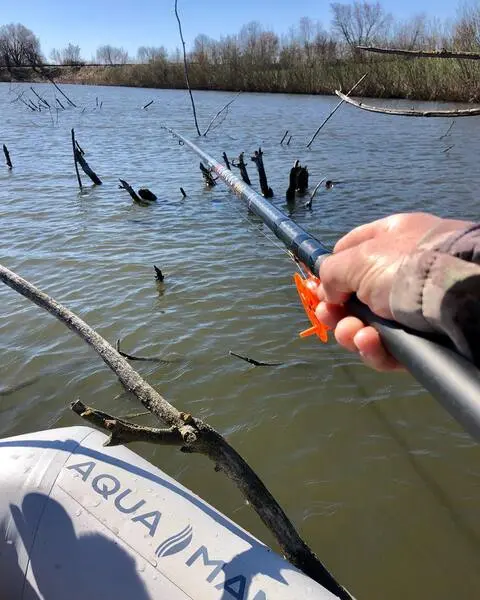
[165,126,480,441]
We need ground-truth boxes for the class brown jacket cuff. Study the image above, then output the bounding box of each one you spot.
[390,223,480,361]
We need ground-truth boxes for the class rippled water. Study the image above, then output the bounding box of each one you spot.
[0,82,479,598]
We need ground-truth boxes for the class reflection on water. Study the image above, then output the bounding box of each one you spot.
[0,83,479,599]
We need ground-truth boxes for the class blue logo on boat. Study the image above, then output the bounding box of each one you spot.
[155,524,193,557]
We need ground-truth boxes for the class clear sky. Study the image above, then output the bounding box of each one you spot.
[0,0,461,61]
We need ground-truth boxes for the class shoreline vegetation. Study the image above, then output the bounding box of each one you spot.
[2,1,480,103]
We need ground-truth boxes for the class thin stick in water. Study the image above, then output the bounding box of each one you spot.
[306,73,368,148]
[174,0,201,136]
[3,144,12,169]
[71,129,82,189]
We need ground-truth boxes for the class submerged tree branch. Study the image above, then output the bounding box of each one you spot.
[335,90,480,117]
[0,263,352,600]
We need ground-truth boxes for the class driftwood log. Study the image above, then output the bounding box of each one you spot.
[357,45,480,60]
[335,91,480,117]
[0,263,352,600]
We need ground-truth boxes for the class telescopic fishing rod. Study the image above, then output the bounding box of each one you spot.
[164,126,480,442]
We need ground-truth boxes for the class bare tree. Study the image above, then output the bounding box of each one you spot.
[453,1,480,50]
[96,44,129,65]
[50,43,84,65]
[0,23,42,67]
[330,1,392,50]
[137,45,167,63]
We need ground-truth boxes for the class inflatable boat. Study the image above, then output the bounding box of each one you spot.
[0,426,340,599]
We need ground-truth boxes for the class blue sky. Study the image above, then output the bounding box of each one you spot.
[1,0,461,60]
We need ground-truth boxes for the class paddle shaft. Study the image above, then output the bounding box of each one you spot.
[166,127,480,441]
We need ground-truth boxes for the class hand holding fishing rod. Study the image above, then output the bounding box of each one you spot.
[314,212,476,371]
[165,127,480,441]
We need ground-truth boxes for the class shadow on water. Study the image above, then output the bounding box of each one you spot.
[337,364,480,553]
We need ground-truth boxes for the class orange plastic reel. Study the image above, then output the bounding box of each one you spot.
[293,272,329,342]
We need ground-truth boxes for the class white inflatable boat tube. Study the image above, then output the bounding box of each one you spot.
[0,426,339,599]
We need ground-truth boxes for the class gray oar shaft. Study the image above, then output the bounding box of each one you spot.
[167,127,480,441]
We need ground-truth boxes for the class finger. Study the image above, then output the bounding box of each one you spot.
[334,316,366,352]
[315,301,348,329]
[316,282,350,305]
[353,327,404,371]
[334,216,392,253]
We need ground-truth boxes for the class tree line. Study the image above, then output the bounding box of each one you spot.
[2,1,480,102]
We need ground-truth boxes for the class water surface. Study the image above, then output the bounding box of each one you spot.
[0,83,479,598]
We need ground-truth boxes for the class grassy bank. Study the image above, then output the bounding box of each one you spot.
[46,57,480,103]
[3,56,479,103]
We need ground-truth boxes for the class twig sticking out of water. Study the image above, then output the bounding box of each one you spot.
[222,152,231,170]
[3,144,12,169]
[202,92,242,136]
[71,129,82,189]
[231,152,251,185]
[251,148,273,198]
[72,130,102,185]
[143,100,154,109]
[200,162,216,186]
[174,0,201,136]
[440,120,455,140]
[116,339,173,363]
[229,351,283,367]
[280,130,289,145]
[306,73,368,148]
[154,265,164,282]
[119,179,150,205]
[180,187,187,198]
[304,177,326,209]
[30,86,50,108]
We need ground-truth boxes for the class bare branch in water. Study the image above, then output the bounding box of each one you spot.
[304,177,326,209]
[335,90,480,117]
[115,339,174,364]
[203,91,242,136]
[229,351,283,367]
[307,73,367,148]
[440,120,455,139]
[174,0,201,136]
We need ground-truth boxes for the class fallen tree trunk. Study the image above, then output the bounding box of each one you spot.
[335,90,480,117]
[357,45,480,60]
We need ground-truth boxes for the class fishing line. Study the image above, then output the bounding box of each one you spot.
[219,187,305,274]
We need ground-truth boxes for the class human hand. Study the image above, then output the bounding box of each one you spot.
[314,213,467,370]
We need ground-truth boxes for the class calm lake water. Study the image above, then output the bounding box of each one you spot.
[0,82,479,598]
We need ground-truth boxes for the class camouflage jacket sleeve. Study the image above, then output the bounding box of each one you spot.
[390,222,480,363]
